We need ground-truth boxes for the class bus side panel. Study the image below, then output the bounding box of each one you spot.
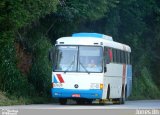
[104,63,123,99]
[126,65,132,97]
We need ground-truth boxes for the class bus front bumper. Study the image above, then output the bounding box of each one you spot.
[51,88,102,99]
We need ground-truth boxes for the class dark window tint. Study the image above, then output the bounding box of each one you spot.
[113,49,116,62]
[116,50,120,63]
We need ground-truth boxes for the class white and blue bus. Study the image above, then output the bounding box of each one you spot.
[50,33,132,105]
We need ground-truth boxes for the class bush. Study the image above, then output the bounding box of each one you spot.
[0,32,30,96]
[28,35,52,96]
[130,67,160,99]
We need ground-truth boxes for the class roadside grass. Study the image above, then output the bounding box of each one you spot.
[0,91,58,106]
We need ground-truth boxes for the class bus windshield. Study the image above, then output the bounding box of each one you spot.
[54,46,103,73]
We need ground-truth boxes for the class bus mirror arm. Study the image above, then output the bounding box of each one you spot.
[104,67,107,73]
[48,47,55,64]
[48,51,53,62]
[48,51,51,61]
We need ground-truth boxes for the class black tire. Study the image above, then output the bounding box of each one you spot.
[125,85,127,101]
[76,99,85,105]
[86,99,92,105]
[119,96,125,104]
[118,85,125,104]
[107,85,110,99]
[59,98,67,105]
[99,99,105,105]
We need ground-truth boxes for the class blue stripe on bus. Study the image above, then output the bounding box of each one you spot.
[53,76,58,83]
[51,88,103,99]
[126,65,132,97]
[127,65,132,78]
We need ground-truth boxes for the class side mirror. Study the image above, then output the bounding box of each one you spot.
[104,67,107,73]
[48,47,55,64]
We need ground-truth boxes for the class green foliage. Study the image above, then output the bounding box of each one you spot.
[44,0,119,42]
[0,0,58,96]
[28,35,52,96]
[0,31,29,96]
[57,0,117,21]
[8,0,58,29]
[129,44,160,99]
[130,67,160,99]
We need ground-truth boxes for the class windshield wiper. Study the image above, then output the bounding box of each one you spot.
[64,61,75,73]
[64,55,76,73]
[79,61,90,74]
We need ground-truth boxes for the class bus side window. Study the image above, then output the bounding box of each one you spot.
[104,47,111,64]
[113,49,116,63]
[123,51,125,64]
[123,51,126,64]
[108,48,113,62]
[128,53,131,64]
[120,50,123,64]
[122,51,125,64]
[115,49,118,63]
[117,50,120,63]
[125,51,128,64]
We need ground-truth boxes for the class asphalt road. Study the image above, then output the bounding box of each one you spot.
[0,100,160,109]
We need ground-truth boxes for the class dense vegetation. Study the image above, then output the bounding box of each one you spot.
[0,0,160,102]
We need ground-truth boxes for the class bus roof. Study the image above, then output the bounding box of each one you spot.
[56,33,131,52]
[72,33,113,41]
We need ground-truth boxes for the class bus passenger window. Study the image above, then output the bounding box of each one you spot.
[128,53,131,64]
[123,51,126,64]
[104,47,108,64]
[125,52,128,64]
[104,47,111,64]
[108,48,113,62]
[113,49,116,63]
[120,51,123,64]
[117,50,120,63]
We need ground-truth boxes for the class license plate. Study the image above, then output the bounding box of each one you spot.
[72,94,80,97]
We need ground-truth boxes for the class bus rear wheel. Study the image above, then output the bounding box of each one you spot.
[113,95,125,104]
[59,98,67,105]
[119,96,125,104]
[116,85,126,104]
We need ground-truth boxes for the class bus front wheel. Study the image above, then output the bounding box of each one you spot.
[59,98,67,105]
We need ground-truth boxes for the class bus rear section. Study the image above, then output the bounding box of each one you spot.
[51,45,104,104]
